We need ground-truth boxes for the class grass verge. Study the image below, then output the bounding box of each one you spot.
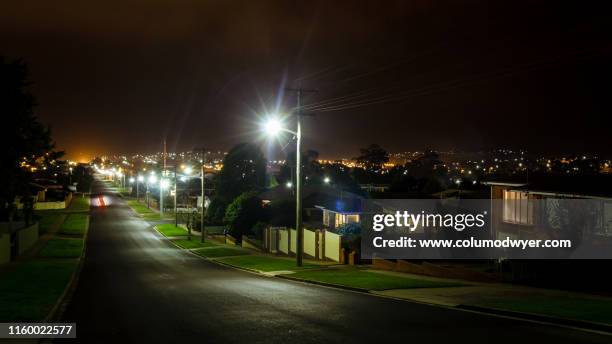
[59,214,89,236]
[475,296,612,325]
[217,255,321,272]
[127,200,154,215]
[172,239,218,249]
[39,238,84,258]
[36,212,64,234]
[68,196,90,212]
[0,260,78,321]
[289,268,465,291]
[193,246,250,258]
[156,224,188,237]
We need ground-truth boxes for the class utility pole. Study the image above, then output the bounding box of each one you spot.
[285,86,317,267]
[201,163,206,243]
[174,165,178,228]
[163,139,167,171]
[193,148,208,243]
[160,179,164,217]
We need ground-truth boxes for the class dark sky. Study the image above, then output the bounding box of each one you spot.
[2,1,611,161]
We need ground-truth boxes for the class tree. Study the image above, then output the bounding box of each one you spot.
[1,57,54,221]
[208,143,266,224]
[223,191,263,239]
[354,144,389,171]
[405,149,443,179]
[277,148,322,185]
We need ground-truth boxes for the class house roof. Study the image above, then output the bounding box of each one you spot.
[259,184,364,213]
[484,173,612,199]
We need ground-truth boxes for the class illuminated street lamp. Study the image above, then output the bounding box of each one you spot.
[160,178,170,216]
[136,175,144,201]
[146,174,157,209]
[323,176,331,184]
[262,114,304,266]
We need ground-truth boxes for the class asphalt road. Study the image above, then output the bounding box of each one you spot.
[61,181,610,343]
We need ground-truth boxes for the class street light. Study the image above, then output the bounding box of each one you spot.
[147,174,157,209]
[137,175,144,201]
[286,181,293,188]
[264,117,283,136]
[323,176,331,184]
[262,114,304,266]
[160,178,169,216]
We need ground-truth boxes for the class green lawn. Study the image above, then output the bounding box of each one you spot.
[477,296,612,325]
[156,224,188,237]
[193,246,251,258]
[289,269,465,291]
[68,196,90,212]
[36,212,64,234]
[39,238,84,258]
[59,214,89,236]
[127,200,154,215]
[217,255,321,272]
[0,260,78,321]
[142,212,174,221]
[172,239,217,249]
[127,201,174,220]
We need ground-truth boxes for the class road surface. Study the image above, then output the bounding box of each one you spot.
[61,181,610,343]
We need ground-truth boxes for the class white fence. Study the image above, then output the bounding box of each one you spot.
[278,228,289,254]
[264,227,343,263]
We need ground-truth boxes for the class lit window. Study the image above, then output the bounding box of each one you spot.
[346,214,360,224]
[503,190,533,225]
[323,210,330,227]
[335,213,345,227]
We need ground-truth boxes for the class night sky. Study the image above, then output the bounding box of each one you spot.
[2,1,611,161]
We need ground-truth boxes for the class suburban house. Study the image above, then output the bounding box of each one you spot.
[484,174,612,242]
[259,185,364,231]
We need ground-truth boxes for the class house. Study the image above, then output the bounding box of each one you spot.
[484,173,612,242]
[316,194,362,230]
[259,185,364,231]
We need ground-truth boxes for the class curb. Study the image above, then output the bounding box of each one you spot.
[456,304,612,334]
[275,274,368,293]
[149,223,612,336]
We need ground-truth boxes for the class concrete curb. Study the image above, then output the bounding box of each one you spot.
[275,274,368,293]
[149,222,612,336]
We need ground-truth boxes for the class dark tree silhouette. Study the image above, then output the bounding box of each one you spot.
[206,143,266,224]
[354,144,389,171]
[1,57,53,221]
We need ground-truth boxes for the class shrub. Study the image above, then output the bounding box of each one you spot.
[223,191,263,238]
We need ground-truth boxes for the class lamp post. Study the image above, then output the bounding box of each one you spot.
[201,164,206,243]
[137,175,144,201]
[147,174,157,209]
[129,177,135,195]
[174,165,178,227]
[263,116,304,266]
[160,179,169,216]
